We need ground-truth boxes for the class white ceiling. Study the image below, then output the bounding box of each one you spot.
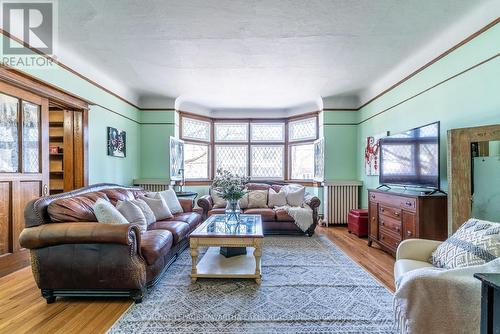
[48,0,499,112]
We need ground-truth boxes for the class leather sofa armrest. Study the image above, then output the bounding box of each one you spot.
[19,222,141,250]
[179,198,194,212]
[197,195,213,211]
[304,194,320,209]
[396,239,443,262]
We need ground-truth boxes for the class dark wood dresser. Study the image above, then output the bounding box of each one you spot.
[367,189,448,256]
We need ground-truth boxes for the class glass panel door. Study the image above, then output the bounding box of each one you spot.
[22,101,41,173]
[0,93,19,173]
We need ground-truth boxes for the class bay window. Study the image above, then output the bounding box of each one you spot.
[180,113,318,182]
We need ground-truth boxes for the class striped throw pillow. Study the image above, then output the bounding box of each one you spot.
[431,218,500,269]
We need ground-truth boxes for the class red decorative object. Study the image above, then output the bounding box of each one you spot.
[348,209,368,237]
[49,146,59,154]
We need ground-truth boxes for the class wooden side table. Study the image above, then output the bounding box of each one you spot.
[474,273,500,334]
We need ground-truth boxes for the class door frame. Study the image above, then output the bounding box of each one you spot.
[0,69,89,277]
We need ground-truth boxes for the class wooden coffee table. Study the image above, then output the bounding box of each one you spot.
[189,214,263,284]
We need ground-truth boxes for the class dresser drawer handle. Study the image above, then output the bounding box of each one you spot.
[371,194,376,199]
[407,230,412,236]
[380,208,385,212]
[396,227,400,232]
[394,211,400,216]
[405,201,413,207]
[380,220,384,226]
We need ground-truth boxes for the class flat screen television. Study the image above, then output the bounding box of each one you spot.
[379,122,440,189]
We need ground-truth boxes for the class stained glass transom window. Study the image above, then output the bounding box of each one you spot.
[214,123,248,142]
[182,117,210,141]
[289,117,317,142]
[250,123,285,142]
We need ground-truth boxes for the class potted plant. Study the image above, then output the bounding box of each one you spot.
[212,169,249,223]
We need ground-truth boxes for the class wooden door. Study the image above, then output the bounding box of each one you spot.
[0,82,49,277]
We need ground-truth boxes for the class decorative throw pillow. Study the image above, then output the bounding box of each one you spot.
[211,189,227,208]
[139,195,173,220]
[239,191,249,209]
[116,200,147,233]
[93,198,129,225]
[268,188,287,207]
[283,185,305,207]
[431,218,500,269]
[247,190,268,209]
[128,199,156,225]
[155,189,183,214]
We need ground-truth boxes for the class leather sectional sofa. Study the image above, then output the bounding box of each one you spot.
[19,183,202,304]
[197,182,321,236]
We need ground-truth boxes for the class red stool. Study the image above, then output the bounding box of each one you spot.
[347,209,368,237]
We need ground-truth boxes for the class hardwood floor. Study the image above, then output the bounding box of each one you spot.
[317,225,396,291]
[0,226,395,334]
[0,267,131,334]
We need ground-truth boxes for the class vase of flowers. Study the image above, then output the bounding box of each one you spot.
[212,169,249,223]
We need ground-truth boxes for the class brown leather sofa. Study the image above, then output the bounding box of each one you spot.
[19,183,202,304]
[197,182,321,236]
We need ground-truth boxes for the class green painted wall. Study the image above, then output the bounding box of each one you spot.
[323,111,358,181]
[139,111,176,179]
[0,34,142,185]
[355,23,500,208]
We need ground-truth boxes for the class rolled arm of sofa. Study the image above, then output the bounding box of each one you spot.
[19,222,141,250]
[304,194,321,209]
[396,239,443,261]
[197,195,213,212]
[179,198,195,213]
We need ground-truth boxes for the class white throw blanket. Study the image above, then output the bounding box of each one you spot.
[394,258,500,334]
[275,204,313,232]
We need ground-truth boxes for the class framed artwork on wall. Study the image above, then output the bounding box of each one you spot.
[365,131,388,176]
[170,136,184,181]
[314,137,324,182]
[107,127,126,158]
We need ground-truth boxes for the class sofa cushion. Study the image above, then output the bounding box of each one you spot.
[140,230,174,265]
[245,183,271,191]
[47,191,109,223]
[275,208,294,222]
[394,259,435,282]
[208,208,226,216]
[148,220,190,244]
[172,212,202,231]
[243,208,275,222]
[99,188,135,205]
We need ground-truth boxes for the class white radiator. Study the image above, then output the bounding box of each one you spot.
[323,181,363,226]
[133,179,172,192]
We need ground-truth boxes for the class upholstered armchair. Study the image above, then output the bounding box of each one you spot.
[393,239,500,334]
